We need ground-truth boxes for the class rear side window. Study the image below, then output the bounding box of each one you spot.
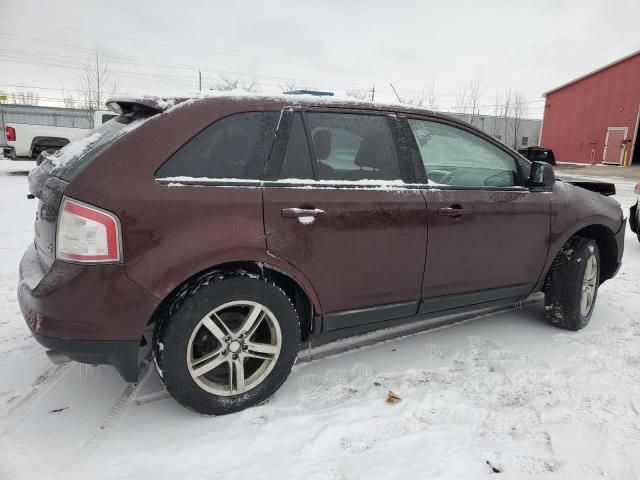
[45,115,136,181]
[156,112,279,179]
[306,113,402,182]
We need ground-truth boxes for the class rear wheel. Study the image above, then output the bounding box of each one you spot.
[545,236,600,331]
[154,273,300,414]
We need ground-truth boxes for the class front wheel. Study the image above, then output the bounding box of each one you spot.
[545,236,600,331]
[153,273,300,415]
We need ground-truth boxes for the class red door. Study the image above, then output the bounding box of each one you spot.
[262,110,428,324]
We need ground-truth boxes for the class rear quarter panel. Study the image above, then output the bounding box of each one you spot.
[63,98,325,312]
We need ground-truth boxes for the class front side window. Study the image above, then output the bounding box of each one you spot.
[408,119,520,188]
[306,113,402,182]
[156,111,279,179]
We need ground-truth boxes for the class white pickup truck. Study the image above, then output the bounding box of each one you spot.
[1,104,116,162]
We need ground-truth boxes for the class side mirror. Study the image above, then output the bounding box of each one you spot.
[528,161,555,188]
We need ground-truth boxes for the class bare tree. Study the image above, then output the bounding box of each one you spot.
[345,87,370,101]
[492,90,503,140]
[512,93,528,149]
[11,91,40,105]
[454,73,482,123]
[466,72,482,116]
[501,89,512,145]
[213,75,259,92]
[61,83,76,108]
[454,84,468,114]
[279,79,300,93]
[79,53,120,114]
[425,80,439,110]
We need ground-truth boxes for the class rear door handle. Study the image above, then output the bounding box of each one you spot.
[438,206,470,217]
[281,207,326,219]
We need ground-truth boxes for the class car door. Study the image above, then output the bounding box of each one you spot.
[402,116,550,310]
[262,109,428,331]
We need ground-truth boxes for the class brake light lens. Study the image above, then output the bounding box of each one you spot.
[6,126,16,142]
[56,197,122,263]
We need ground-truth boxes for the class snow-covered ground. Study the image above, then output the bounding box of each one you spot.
[1,159,639,480]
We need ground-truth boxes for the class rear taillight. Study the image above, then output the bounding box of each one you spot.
[56,197,122,263]
[6,126,16,142]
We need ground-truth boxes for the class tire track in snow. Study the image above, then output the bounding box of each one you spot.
[84,360,153,448]
[1,362,73,435]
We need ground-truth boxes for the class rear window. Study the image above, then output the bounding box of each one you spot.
[44,115,146,181]
[156,112,280,180]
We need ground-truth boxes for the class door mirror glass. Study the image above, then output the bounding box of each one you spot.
[528,161,555,188]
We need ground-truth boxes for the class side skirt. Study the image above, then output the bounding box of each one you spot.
[301,293,543,361]
[318,283,536,340]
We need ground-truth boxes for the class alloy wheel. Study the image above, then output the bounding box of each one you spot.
[186,301,282,396]
[580,254,598,317]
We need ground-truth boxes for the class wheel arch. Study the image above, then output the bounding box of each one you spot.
[147,260,319,342]
[29,136,70,157]
[542,223,618,289]
[571,224,618,282]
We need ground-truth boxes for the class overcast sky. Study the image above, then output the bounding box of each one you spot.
[2,0,639,118]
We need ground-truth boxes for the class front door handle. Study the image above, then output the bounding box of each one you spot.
[438,206,470,217]
[281,207,326,219]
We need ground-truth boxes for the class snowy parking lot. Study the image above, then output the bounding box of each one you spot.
[1,159,639,479]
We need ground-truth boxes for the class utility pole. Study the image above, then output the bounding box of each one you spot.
[389,82,402,102]
[370,86,375,102]
[198,70,202,91]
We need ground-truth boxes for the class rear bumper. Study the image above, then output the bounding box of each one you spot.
[1,145,16,159]
[31,331,141,382]
[18,243,159,382]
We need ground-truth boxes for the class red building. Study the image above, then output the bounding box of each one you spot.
[540,50,640,165]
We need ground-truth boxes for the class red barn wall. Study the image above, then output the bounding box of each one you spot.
[540,53,640,164]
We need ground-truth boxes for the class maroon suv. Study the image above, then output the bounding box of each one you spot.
[19,94,625,414]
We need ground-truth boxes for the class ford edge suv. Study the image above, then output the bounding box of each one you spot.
[18,94,626,414]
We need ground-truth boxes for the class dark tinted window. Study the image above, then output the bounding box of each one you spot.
[156,112,279,179]
[45,114,137,181]
[306,113,402,181]
[101,114,117,124]
[279,113,314,180]
[408,119,520,187]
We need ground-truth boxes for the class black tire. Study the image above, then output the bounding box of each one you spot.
[636,203,640,243]
[545,236,600,331]
[153,272,300,415]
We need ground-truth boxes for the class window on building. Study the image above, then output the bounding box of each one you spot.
[521,136,529,146]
